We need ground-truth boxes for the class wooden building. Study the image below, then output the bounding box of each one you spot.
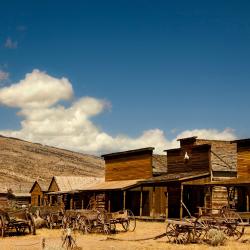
[30,181,49,206]
[0,188,30,209]
[46,176,104,209]
[35,137,250,220]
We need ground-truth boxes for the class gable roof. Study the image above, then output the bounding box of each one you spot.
[51,176,104,192]
[30,181,49,193]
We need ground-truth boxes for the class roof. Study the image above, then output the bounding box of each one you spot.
[52,176,104,192]
[82,179,142,191]
[101,147,155,158]
[232,138,250,148]
[188,178,250,186]
[48,179,142,194]
[13,193,31,197]
[30,181,49,193]
[165,143,211,152]
[152,154,167,174]
[139,171,210,185]
[177,136,197,141]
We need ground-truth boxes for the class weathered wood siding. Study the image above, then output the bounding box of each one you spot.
[48,178,59,192]
[31,182,43,206]
[105,153,152,181]
[211,186,228,211]
[196,140,237,172]
[167,145,210,173]
[237,147,250,178]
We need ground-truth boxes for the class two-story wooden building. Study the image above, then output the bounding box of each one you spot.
[29,136,250,220]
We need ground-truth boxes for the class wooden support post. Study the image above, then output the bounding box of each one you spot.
[152,186,156,218]
[140,186,143,217]
[108,192,111,212]
[81,198,84,209]
[180,184,183,219]
[70,195,73,210]
[165,187,168,219]
[123,191,126,210]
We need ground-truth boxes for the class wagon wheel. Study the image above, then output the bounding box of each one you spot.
[166,223,191,244]
[0,215,5,237]
[194,215,214,242]
[221,209,244,240]
[97,212,111,235]
[78,216,91,234]
[122,210,136,232]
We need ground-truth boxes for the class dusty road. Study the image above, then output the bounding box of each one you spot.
[0,221,249,250]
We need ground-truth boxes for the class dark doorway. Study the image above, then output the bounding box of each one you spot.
[237,187,247,212]
[168,185,181,218]
[110,191,123,212]
[126,191,140,215]
[183,186,205,216]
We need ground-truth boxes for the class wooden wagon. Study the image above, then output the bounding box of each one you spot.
[63,209,136,234]
[0,209,36,237]
[166,206,245,244]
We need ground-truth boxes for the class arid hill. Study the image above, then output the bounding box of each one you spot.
[0,135,104,192]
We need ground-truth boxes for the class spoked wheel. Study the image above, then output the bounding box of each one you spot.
[97,212,110,235]
[194,215,214,242]
[125,210,136,232]
[0,215,5,237]
[221,209,244,240]
[166,223,191,244]
[79,216,92,234]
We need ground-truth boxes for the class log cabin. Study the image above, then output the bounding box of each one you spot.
[0,188,30,209]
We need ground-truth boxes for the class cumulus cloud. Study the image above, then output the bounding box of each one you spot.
[0,69,73,108]
[0,70,237,155]
[4,37,18,49]
[0,70,9,82]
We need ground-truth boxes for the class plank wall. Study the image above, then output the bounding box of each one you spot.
[30,182,43,206]
[167,145,210,173]
[105,153,152,181]
[237,147,250,178]
[196,140,237,172]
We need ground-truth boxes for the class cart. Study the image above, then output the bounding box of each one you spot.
[0,209,36,237]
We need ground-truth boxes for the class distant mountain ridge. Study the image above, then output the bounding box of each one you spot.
[0,135,104,193]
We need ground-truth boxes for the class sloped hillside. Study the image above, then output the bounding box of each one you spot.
[0,135,104,192]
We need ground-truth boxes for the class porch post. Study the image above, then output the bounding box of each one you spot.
[140,186,143,217]
[180,184,183,219]
[108,192,111,212]
[123,191,126,210]
[247,189,250,223]
[165,187,168,218]
[70,194,73,209]
[152,186,156,218]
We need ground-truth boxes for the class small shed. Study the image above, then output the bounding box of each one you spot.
[30,181,49,206]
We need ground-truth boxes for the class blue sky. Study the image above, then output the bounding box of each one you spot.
[0,1,249,153]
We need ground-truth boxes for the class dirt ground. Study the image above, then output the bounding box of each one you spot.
[0,221,249,250]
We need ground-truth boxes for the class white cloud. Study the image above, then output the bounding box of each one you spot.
[4,37,18,49]
[0,69,73,108]
[0,70,237,155]
[0,70,9,82]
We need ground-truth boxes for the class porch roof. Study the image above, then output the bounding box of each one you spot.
[47,179,143,194]
[138,171,210,185]
[78,179,143,191]
[185,177,250,186]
